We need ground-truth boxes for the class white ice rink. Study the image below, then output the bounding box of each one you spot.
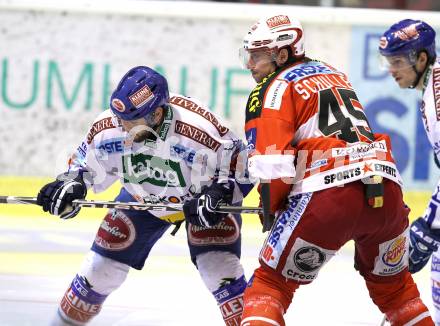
[0,213,433,326]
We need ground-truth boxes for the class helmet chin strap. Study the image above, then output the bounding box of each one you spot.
[145,106,165,130]
[141,105,166,141]
[408,52,430,89]
[409,65,425,89]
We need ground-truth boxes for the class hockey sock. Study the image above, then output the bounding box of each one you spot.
[214,275,247,326]
[57,274,108,325]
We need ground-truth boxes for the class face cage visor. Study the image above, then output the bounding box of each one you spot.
[239,47,278,69]
[379,51,418,72]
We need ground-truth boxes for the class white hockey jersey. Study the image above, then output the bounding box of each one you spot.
[68,94,247,222]
[419,58,440,228]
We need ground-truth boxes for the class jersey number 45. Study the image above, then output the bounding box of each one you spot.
[318,88,374,143]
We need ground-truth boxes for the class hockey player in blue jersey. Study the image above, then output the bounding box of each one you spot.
[380,19,440,323]
[37,66,251,325]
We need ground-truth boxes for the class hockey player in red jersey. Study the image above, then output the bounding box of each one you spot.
[238,14,433,325]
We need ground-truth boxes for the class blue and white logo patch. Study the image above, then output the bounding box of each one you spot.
[170,143,197,164]
[96,138,124,154]
[283,62,334,83]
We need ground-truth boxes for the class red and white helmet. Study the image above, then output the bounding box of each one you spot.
[240,14,305,67]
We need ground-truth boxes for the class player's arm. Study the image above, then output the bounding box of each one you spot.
[409,178,440,272]
[183,122,247,227]
[246,115,296,214]
[408,121,440,271]
[218,134,254,201]
[245,78,299,215]
[36,135,94,219]
[432,121,440,169]
[36,113,117,218]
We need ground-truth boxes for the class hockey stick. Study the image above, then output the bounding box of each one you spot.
[0,196,262,214]
[260,183,273,232]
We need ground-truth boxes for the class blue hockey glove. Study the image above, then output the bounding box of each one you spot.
[183,182,233,227]
[37,171,87,219]
[409,217,440,273]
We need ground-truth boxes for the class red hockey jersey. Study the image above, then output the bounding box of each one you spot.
[244,59,402,213]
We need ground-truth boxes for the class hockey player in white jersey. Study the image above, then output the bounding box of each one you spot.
[380,19,440,322]
[37,66,251,325]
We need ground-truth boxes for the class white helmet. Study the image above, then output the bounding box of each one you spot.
[240,14,305,67]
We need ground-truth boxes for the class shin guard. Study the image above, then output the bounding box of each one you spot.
[214,275,247,326]
[385,297,433,326]
[240,293,285,326]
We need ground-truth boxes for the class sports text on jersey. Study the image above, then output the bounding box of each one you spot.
[324,167,361,184]
[374,163,397,177]
[323,163,396,185]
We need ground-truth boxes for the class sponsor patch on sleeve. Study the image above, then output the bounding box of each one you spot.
[432,68,440,121]
[175,120,221,151]
[87,117,116,144]
[263,80,288,110]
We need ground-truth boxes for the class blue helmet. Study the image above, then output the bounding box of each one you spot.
[379,19,436,62]
[110,66,169,121]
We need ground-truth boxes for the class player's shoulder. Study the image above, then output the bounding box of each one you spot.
[425,59,440,95]
[85,109,121,145]
[169,93,231,138]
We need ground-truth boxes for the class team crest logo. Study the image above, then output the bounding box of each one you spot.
[111,98,125,112]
